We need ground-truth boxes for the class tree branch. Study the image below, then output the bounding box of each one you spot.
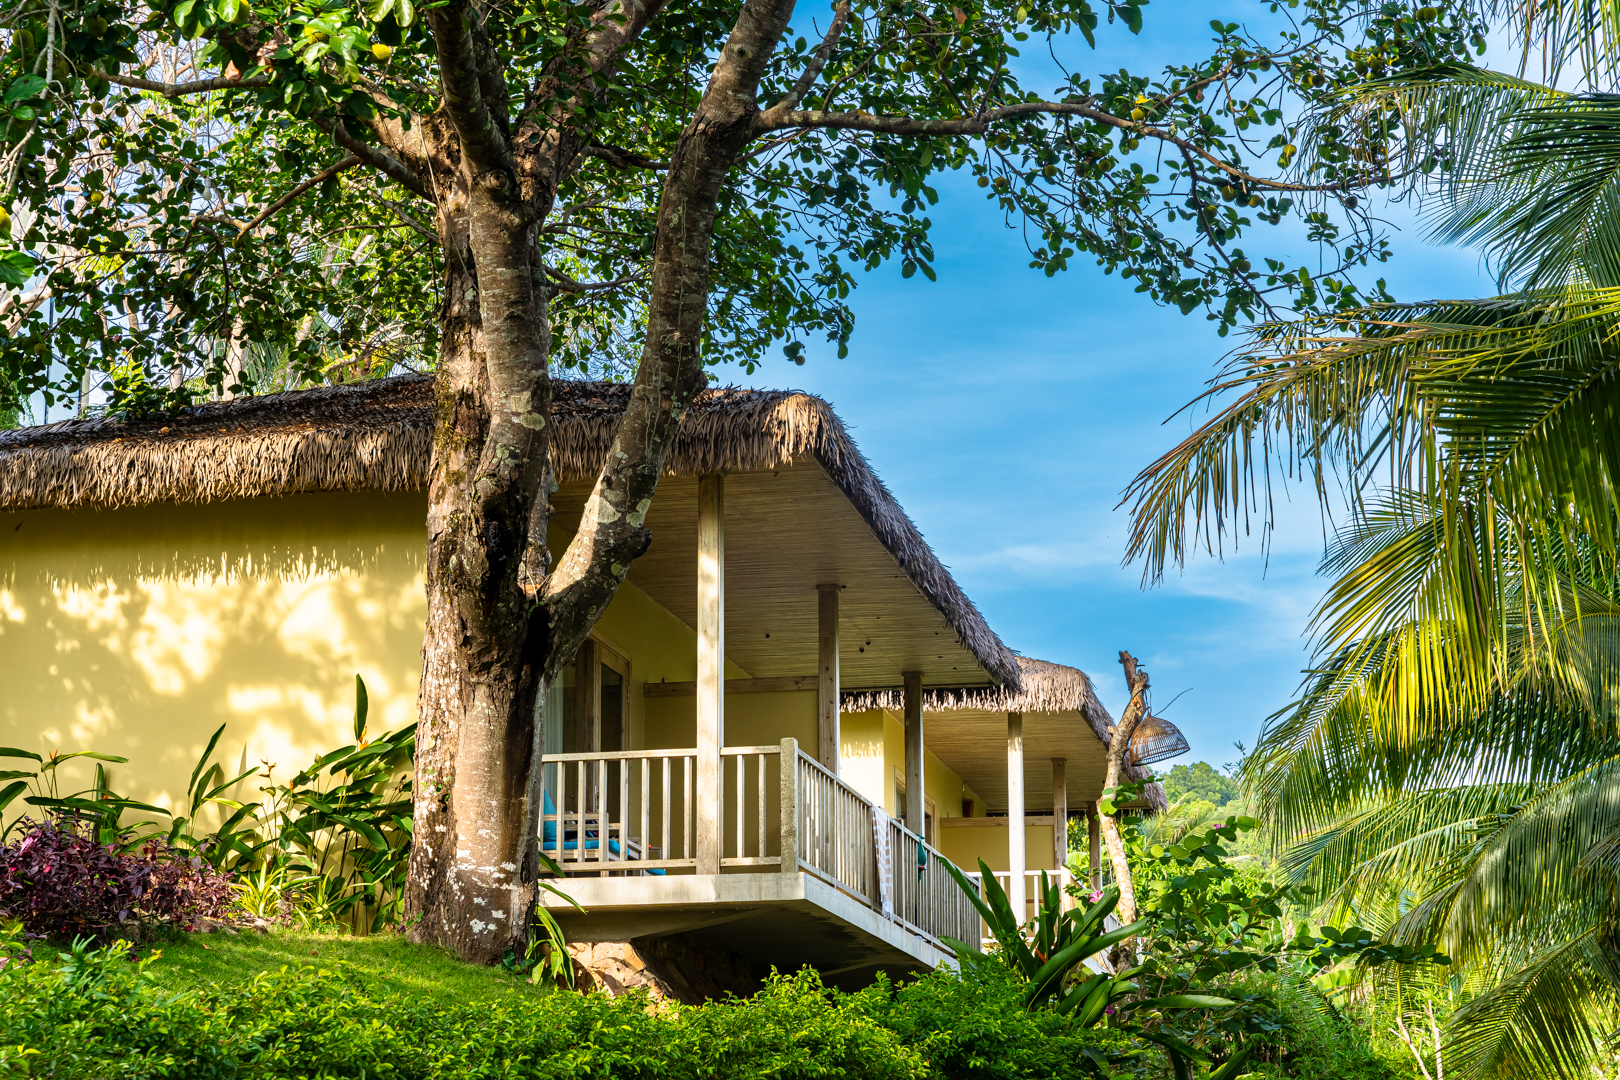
[92,69,269,96]
[235,155,363,237]
[758,99,1356,193]
[761,0,851,119]
[426,0,514,178]
[546,264,648,292]
[583,143,669,170]
[380,198,442,244]
[317,118,432,201]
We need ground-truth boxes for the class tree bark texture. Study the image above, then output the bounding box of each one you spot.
[400,0,804,962]
[1099,650,1151,928]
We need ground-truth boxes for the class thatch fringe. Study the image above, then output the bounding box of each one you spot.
[842,656,1179,793]
[0,374,1018,687]
[0,376,435,509]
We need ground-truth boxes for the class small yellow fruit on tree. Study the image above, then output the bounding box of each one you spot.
[89,191,104,206]
[372,42,393,60]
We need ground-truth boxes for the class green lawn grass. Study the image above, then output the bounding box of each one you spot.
[143,929,545,1005]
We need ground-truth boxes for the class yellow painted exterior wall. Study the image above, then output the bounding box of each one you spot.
[937,821,1059,875]
[3,493,994,861]
[836,707,983,830]
[1,490,430,818]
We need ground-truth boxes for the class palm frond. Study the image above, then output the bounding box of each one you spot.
[1315,64,1564,205]
[1445,927,1620,1080]
[1125,291,1620,698]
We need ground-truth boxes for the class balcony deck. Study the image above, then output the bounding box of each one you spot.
[537,739,982,978]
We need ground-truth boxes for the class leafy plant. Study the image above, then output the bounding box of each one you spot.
[944,860,1143,1016]
[252,680,417,934]
[503,880,584,990]
[945,814,1448,1079]
[0,746,167,845]
[0,817,234,943]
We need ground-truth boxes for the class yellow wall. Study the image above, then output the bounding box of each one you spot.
[938,821,1060,874]
[837,707,979,829]
[1,490,429,817]
[3,492,982,855]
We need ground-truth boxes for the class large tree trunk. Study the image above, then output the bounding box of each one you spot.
[405,164,554,963]
[401,0,798,964]
[1099,650,1151,928]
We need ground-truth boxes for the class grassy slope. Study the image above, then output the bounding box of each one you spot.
[143,930,545,1006]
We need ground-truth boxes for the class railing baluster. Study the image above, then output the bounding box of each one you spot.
[684,755,693,861]
[574,759,586,865]
[620,757,630,860]
[661,756,671,860]
[595,758,606,864]
[756,753,767,858]
[640,758,650,864]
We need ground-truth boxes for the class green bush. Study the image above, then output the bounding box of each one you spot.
[1225,971,1404,1080]
[875,962,1140,1078]
[0,940,1131,1080]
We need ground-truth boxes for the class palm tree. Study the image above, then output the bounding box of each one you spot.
[1121,10,1620,1075]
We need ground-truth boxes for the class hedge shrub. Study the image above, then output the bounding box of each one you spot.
[0,941,1132,1079]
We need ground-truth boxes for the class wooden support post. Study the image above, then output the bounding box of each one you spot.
[1087,800,1101,892]
[1052,757,1068,870]
[696,474,725,876]
[779,737,799,878]
[817,585,840,774]
[1007,711,1025,920]
[903,670,924,835]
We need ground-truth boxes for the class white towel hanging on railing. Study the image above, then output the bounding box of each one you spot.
[871,807,895,920]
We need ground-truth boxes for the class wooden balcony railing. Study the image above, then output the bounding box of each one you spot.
[978,868,1079,949]
[539,739,979,952]
[541,748,699,871]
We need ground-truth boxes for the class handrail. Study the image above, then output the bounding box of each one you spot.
[791,747,978,951]
[545,748,701,763]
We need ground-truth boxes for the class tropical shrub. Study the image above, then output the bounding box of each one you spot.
[1226,971,1402,1080]
[0,817,233,943]
[945,809,1447,1079]
[0,941,1130,1080]
[873,962,1142,1078]
[1,677,417,936]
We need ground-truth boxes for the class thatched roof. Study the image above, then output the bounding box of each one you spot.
[843,656,1178,800]
[0,374,1019,686]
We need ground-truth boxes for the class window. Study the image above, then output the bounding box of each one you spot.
[546,639,631,815]
[892,771,937,844]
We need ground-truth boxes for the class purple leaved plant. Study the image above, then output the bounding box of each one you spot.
[0,816,234,943]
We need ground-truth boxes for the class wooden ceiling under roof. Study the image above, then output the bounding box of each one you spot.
[925,708,1108,813]
[550,459,993,690]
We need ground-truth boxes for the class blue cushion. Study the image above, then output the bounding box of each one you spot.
[542,790,558,845]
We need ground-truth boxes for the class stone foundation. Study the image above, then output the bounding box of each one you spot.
[569,934,762,1004]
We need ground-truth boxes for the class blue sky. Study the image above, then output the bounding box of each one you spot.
[778,2,1500,766]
